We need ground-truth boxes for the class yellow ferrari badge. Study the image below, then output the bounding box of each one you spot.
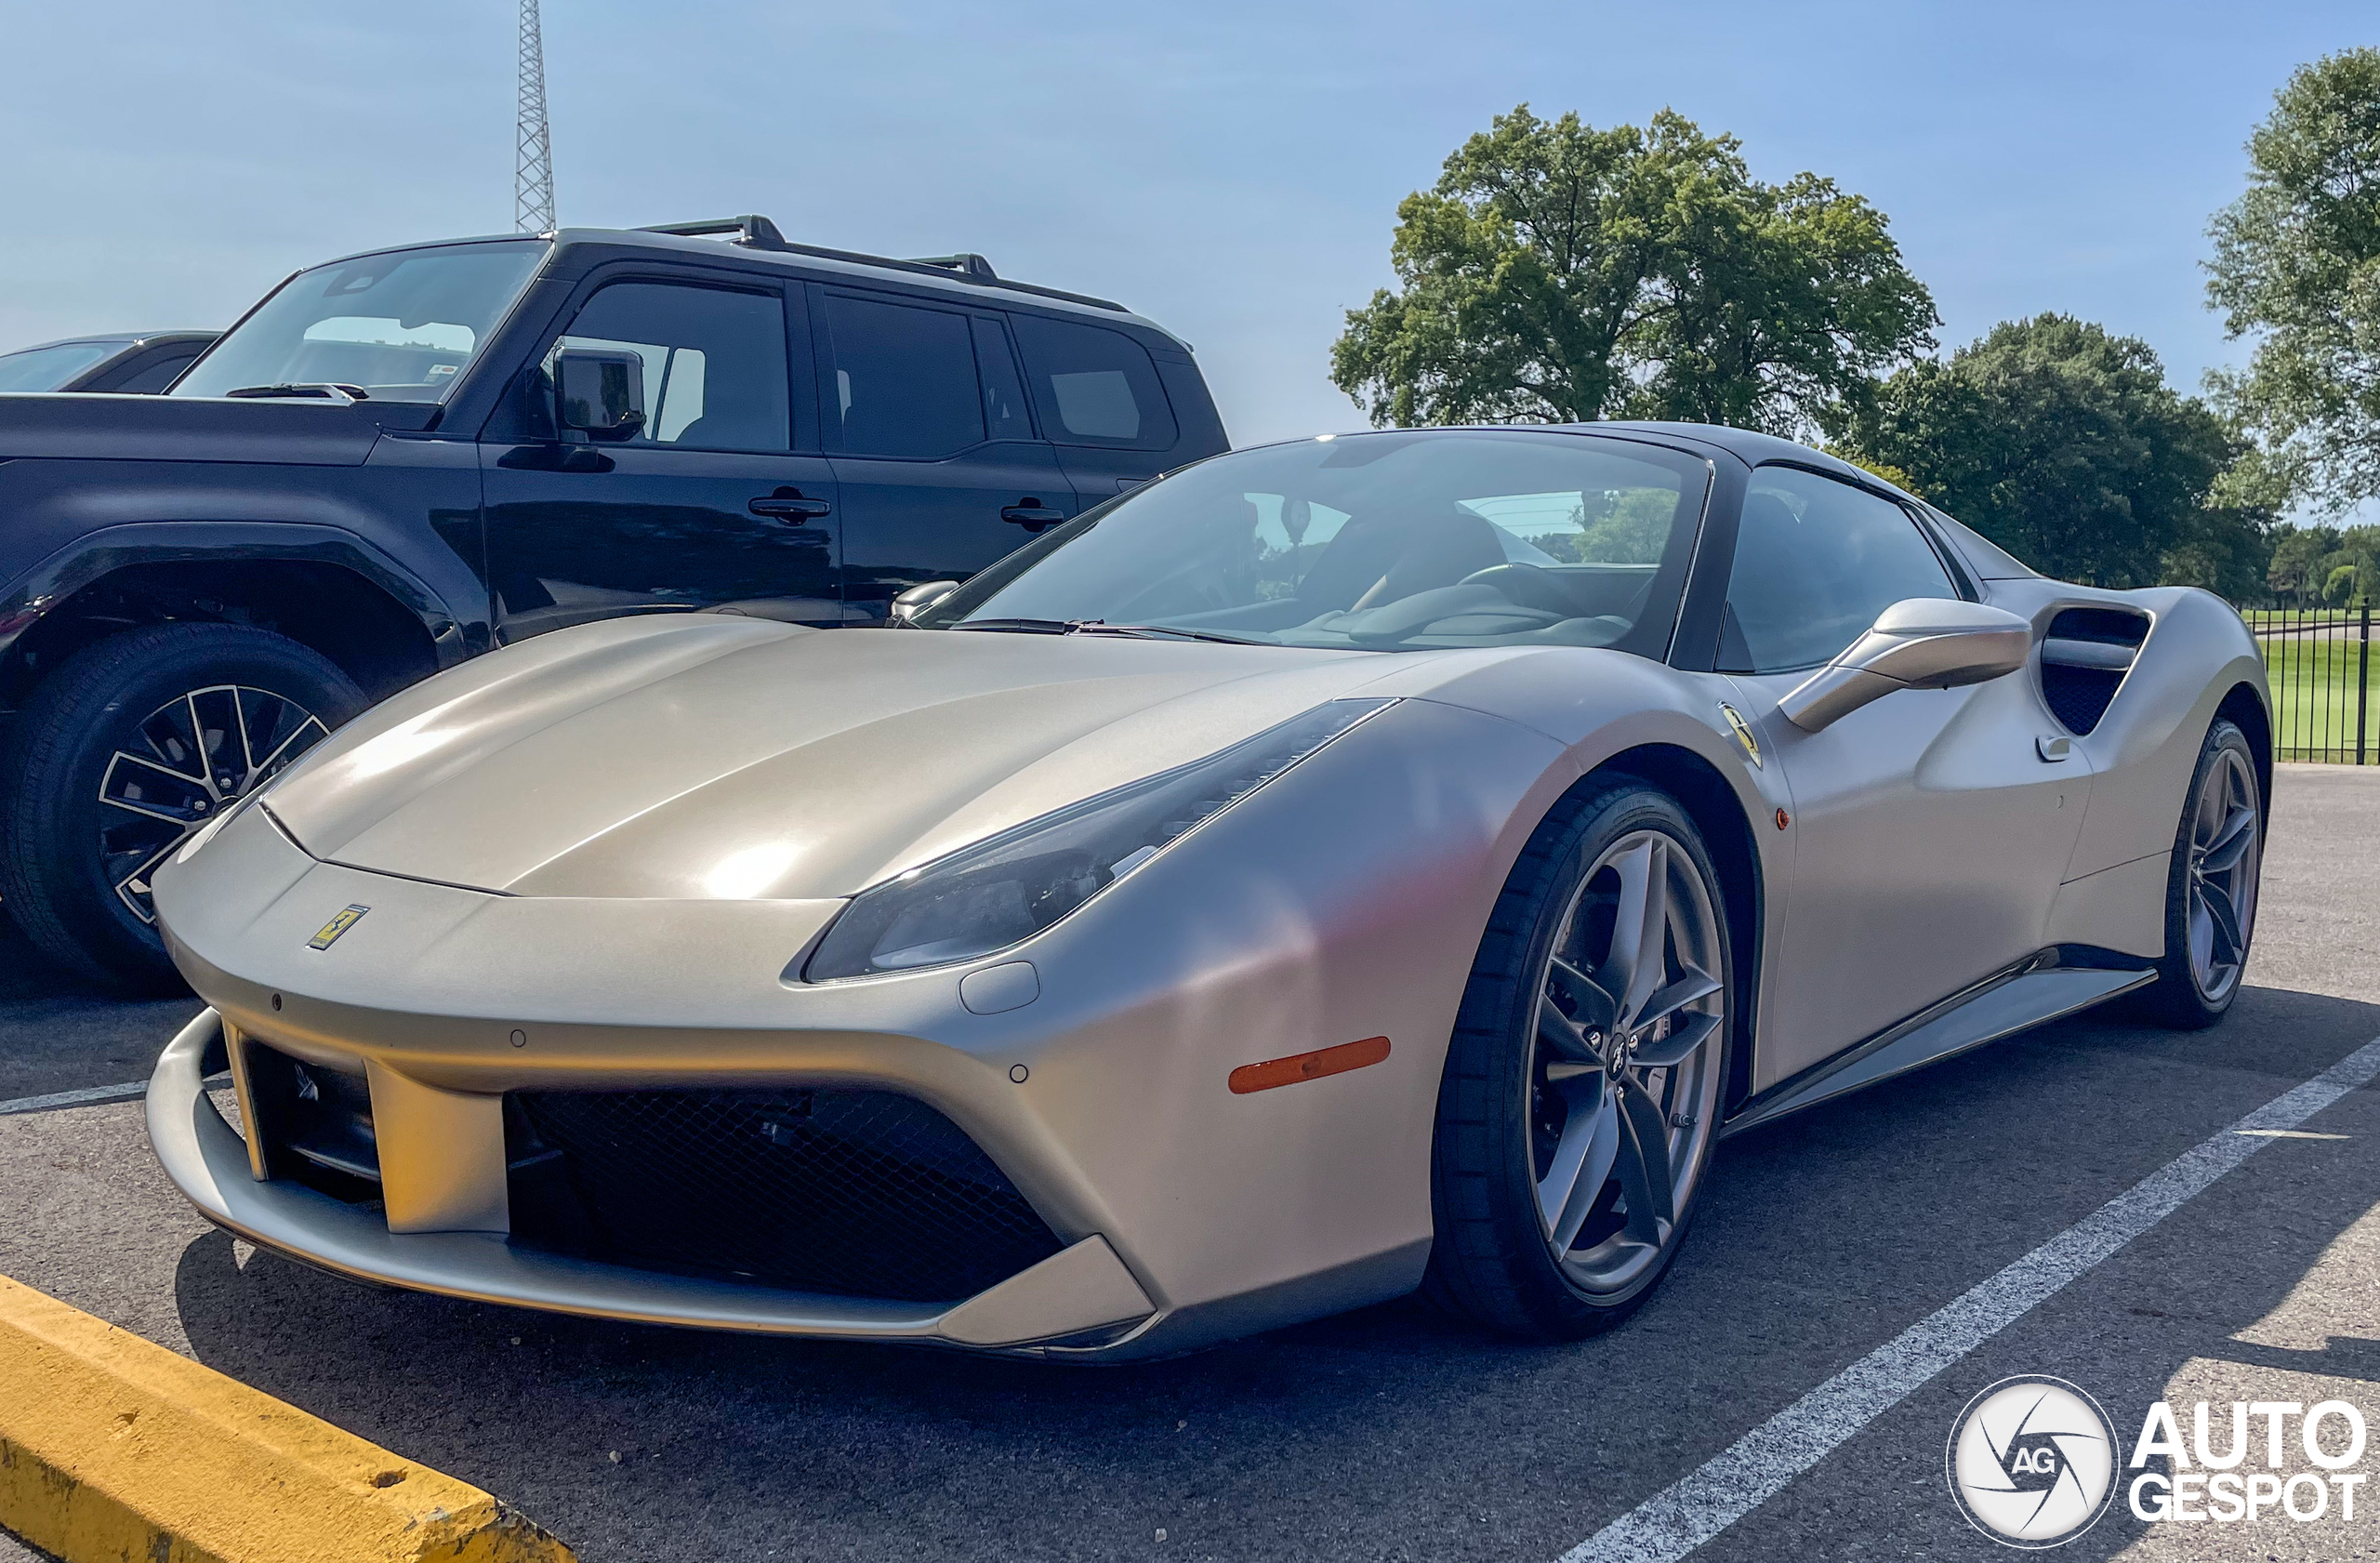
[1719,704,1762,769]
[307,905,370,950]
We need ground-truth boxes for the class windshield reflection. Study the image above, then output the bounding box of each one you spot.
[920,430,1712,655]
[175,240,546,404]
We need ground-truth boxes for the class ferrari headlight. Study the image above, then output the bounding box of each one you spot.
[802,698,1394,981]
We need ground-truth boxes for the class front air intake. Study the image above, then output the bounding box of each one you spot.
[504,1088,1064,1303]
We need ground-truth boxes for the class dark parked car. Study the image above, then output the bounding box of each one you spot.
[0,332,218,394]
[0,216,1227,987]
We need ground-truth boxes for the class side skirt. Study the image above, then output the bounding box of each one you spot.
[1720,952,2154,1137]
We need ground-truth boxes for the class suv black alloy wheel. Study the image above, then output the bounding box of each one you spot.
[0,622,364,991]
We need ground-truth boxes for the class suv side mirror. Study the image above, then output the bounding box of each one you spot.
[1778,598,2031,733]
[554,349,647,442]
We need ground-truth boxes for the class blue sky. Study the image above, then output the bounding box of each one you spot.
[2,1,2369,454]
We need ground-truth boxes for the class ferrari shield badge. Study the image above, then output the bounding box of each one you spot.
[1718,703,1762,769]
[307,905,370,950]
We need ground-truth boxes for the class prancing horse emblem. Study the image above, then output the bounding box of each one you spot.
[1719,704,1762,769]
[308,905,370,950]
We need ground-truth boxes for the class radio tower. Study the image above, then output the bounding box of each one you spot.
[513,0,555,233]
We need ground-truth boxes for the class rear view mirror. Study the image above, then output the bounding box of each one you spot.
[1779,598,2032,733]
[554,349,646,442]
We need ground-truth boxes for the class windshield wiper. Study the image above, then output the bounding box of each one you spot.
[947,617,1266,644]
[1062,621,1268,645]
[947,617,1073,635]
[222,382,370,402]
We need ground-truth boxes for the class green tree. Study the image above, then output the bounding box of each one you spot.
[2267,523,2339,603]
[1829,314,2274,594]
[2206,48,2380,514]
[1330,106,1937,437]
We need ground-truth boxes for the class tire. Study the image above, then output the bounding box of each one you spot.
[0,623,364,992]
[2139,719,2263,1030]
[1425,777,1734,1340]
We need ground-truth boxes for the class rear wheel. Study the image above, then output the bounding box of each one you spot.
[1426,779,1732,1339]
[2140,719,2262,1030]
[0,623,362,991]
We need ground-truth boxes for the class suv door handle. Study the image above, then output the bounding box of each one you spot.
[750,493,831,521]
[1001,501,1067,527]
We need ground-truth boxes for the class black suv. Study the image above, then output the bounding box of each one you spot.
[0,217,1227,987]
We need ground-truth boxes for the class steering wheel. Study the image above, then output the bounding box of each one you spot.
[1459,563,1575,615]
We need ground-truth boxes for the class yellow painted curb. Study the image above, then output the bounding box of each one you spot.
[0,1273,575,1563]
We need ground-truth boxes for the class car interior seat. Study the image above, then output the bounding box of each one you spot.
[1294,503,1511,614]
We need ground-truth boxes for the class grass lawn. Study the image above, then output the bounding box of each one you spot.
[2245,612,2377,762]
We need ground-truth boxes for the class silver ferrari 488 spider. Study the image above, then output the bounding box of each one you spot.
[147,423,2269,1359]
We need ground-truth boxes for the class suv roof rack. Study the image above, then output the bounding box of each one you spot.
[635,217,1127,313]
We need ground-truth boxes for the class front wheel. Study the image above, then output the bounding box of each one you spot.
[1425,779,1733,1340]
[0,622,363,991]
[2140,719,2263,1030]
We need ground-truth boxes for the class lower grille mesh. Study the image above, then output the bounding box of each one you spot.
[506,1088,1064,1303]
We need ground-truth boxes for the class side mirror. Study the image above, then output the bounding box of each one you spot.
[1779,598,2031,733]
[890,579,960,625]
[554,349,647,442]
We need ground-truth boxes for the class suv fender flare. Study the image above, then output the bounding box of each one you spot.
[0,520,474,669]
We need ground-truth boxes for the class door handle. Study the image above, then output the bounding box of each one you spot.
[1001,500,1067,527]
[750,493,831,521]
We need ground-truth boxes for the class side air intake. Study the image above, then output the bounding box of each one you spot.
[2039,607,2149,735]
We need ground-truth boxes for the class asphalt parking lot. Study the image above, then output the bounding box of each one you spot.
[7,763,2380,1563]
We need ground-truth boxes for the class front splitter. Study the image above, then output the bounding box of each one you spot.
[144,1010,1157,1355]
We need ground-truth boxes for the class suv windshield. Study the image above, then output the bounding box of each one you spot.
[174,240,546,404]
[918,430,1712,655]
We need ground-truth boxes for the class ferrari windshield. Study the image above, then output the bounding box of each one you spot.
[920,430,1712,654]
[174,240,546,404]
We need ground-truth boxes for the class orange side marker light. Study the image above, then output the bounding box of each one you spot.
[1228,1036,1392,1094]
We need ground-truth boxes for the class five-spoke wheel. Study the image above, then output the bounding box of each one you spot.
[1428,778,1731,1338]
[2144,718,2263,1029]
[1530,830,1726,1297]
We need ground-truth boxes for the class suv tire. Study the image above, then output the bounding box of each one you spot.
[0,623,364,992]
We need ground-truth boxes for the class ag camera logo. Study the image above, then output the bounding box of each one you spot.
[1947,1376,2119,1547]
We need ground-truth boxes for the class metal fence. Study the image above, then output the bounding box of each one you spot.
[2239,603,2374,763]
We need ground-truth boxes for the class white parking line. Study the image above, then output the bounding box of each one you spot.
[1560,1032,2380,1563]
[0,1080,150,1116]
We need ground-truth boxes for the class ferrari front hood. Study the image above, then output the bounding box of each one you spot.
[262,615,1393,901]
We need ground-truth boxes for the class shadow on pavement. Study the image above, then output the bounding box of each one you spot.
[0,911,200,1102]
[165,984,2380,1563]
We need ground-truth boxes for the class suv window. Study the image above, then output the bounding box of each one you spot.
[548,282,789,453]
[819,292,985,459]
[1718,467,1957,674]
[1011,316,1177,450]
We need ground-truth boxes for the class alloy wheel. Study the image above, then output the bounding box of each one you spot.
[1527,829,1727,1297]
[2184,747,2259,1004]
[97,684,328,922]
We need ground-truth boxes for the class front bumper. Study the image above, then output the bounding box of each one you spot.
[147,1009,1160,1356]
